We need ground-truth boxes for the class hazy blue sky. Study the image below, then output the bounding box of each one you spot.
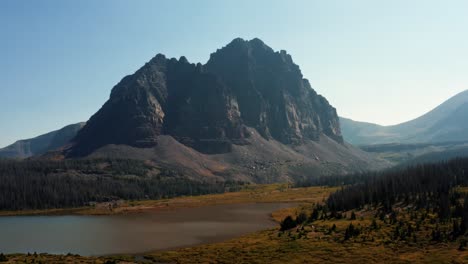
[1,0,467,147]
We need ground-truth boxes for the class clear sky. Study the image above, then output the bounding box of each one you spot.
[1,0,467,147]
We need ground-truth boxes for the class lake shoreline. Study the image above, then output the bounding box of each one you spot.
[0,184,335,217]
[0,202,297,256]
[1,184,334,263]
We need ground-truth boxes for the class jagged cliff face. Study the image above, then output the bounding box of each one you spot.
[162,57,246,153]
[205,38,342,144]
[69,55,246,156]
[68,38,342,156]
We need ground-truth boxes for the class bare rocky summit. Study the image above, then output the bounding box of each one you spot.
[206,38,342,144]
[68,38,343,157]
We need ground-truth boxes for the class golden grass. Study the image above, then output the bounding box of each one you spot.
[145,208,468,264]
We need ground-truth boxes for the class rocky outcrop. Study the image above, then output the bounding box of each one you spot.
[68,38,342,157]
[205,38,342,144]
[68,55,246,156]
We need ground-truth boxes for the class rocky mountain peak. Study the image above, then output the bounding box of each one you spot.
[205,38,342,144]
[68,38,342,157]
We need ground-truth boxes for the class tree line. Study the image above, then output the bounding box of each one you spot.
[326,157,468,214]
[0,158,244,210]
[324,157,468,241]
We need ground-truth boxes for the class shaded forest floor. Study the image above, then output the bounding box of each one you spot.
[3,184,468,263]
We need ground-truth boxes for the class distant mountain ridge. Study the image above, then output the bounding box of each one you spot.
[340,90,468,145]
[0,122,85,158]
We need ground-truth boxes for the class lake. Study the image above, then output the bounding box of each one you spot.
[0,203,293,256]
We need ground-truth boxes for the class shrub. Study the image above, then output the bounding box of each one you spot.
[280,216,297,231]
[296,212,308,225]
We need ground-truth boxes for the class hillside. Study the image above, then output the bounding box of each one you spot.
[0,123,85,158]
[340,90,468,145]
[86,129,383,183]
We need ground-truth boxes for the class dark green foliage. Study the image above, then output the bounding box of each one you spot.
[392,221,414,241]
[0,253,7,262]
[327,158,468,221]
[431,225,443,242]
[310,208,319,221]
[461,196,468,235]
[452,219,461,239]
[280,216,297,231]
[0,159,244,210]
[344,223,360,240]
[459,239,467,251]
[438,194,451,220]
[316,157,468,245]
[453,201,464,218]
[295,173,371,188]
[296,212,308,225]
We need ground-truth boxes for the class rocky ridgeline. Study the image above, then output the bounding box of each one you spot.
[68,38,342,156]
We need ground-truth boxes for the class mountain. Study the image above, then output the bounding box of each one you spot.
[0,122,85,158]
[57,38,386,182]
[204,38,343,144]
[340,90,468,145]
[67,54,246,156]
[339,118,389,146]
[359,141,468,165]
[68,38,342,157]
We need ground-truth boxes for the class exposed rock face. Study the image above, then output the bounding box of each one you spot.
[68,38,342,156]
[69,55,246,156]
[205,38,342,144]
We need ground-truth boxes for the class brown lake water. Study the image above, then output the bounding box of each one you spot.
[0,203,294,256]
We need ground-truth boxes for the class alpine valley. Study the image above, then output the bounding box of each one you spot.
[2,38,468,264]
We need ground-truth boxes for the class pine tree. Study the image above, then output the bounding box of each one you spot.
[350,211,356,220]
[458,239,467,251]
[461,196,468,235]
[280,216,297,231]
[344,223,359,240]
[453,219,460,239]
[310,208,319,221]
[296,212,307,225]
